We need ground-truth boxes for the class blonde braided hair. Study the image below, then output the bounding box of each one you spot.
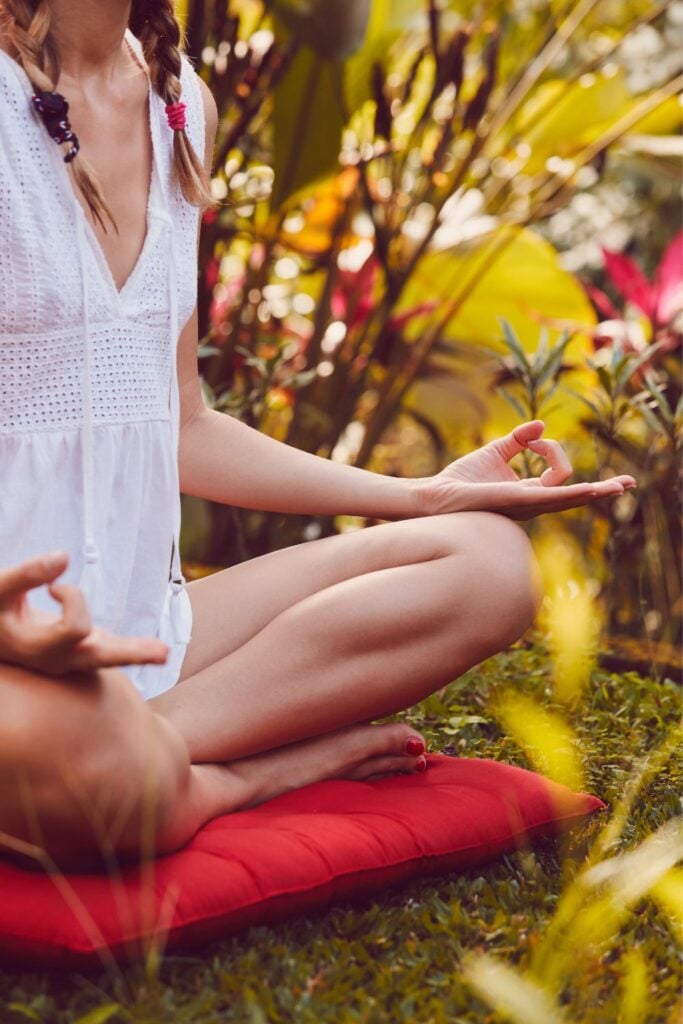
[130,0,213,210]
[0,0,212,231]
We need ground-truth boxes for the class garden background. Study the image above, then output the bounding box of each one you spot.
[2,0,681,1021]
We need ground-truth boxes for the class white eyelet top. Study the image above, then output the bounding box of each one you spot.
[0,30,205,698]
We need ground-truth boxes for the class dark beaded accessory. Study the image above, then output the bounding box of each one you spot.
[31,90,80,162]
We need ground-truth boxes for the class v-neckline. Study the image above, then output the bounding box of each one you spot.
[79,30,160,303]
[0,29,162,306]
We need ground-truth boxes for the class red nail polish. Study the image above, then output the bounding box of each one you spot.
[406,738,424,756]
[416,755,427,772]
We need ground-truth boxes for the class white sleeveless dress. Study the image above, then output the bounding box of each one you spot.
[0,30,205,699]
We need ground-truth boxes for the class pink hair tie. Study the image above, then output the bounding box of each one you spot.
[165,101,187,131]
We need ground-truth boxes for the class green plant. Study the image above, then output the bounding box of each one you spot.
[487,312,682,661]
[493,318,574,422]
[176,0,680,566]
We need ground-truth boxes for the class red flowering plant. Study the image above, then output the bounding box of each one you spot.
[584,231,683,355]
[490,229,682,653]
[573,233,682,651]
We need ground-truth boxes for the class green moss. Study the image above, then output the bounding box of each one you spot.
[1,638,680,1023]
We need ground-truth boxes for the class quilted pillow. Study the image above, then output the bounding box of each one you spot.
[0,756,604,969]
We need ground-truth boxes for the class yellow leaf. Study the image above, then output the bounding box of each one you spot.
[400,226,596,440]
[513,70,632,173]
[402,227,595,350]
[275,168,361,255]
[628,93,683,136]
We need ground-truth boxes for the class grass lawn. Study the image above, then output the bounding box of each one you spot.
[1,636,680,1024]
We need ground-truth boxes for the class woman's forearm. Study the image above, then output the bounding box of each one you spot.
[179,408,424,520]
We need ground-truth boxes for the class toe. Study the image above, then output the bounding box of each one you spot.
[370,722,426,758]
[346,753,427,781]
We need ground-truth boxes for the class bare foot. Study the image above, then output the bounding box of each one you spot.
[189,722,428,823]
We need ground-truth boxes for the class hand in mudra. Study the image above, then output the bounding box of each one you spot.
[0,552,168,676]
[421,420,635,520]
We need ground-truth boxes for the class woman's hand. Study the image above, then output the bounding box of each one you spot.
[0,552,168,676]
[417,420,635,521]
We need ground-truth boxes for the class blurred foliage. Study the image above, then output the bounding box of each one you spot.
[493,317,682,672]
[174,0,681,654]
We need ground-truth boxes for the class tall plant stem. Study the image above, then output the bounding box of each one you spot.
[484,0,606,145]
[354,224,521,467]
[351,60,681,468]
[532,71,683,211]
[329,0,640,373]
[481,0,673,212]
[275,56,323,207]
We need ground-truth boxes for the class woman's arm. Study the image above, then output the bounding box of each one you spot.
[179,387,420,519]
[181,81,419,521]
[178,400,634,520]
[179,83,635,522]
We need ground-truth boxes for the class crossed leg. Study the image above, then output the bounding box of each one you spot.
[0,511,540,869]
[150,511,542,830]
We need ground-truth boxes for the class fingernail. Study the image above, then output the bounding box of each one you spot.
[416,755,427,772]
[42,550,67,571]
[406,738,425,756]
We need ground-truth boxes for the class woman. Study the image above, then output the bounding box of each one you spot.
[0,0,634,869]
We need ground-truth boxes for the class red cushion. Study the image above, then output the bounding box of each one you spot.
[0,756,603,969]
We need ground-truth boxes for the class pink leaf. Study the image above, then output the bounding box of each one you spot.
[653,230,683,326]
[332,254,379,325]
[582,281,621,322]
[602,247,656,320]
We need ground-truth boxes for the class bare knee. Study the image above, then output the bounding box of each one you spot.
[0,665,193,869]
[428,511,542,642]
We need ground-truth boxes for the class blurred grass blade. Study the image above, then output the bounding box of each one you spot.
[462,953,568,1024]
[619,949,649,1024]
[6,1007,41,1022]
[494,692,584,792]
[651,867,683,941]
[534,531,600,704]
[72,1007,122,1024]
[582,818,683,905]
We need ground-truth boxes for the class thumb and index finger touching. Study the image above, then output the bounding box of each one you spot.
[490,420,636,490]
[491,420,573,486]
[0,552,170,670]
[489,420,545,461]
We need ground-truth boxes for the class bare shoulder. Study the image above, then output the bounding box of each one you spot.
[193,72,218,173]
[196,74,218,140]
